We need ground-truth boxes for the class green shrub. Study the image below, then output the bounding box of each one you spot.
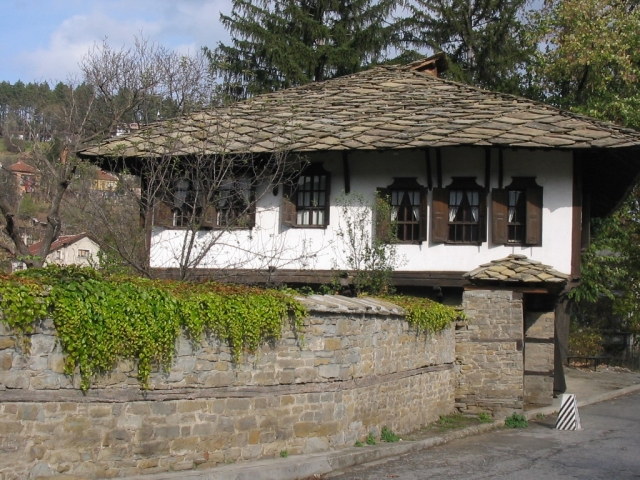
[366,432,377,445]
[379,295,461,334]
[381,426,400,442]
[504,413,528,428]
[478,412,492,423]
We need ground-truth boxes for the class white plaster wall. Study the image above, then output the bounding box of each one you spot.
[150,147,574,274]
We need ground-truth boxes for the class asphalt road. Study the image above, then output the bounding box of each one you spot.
[326,391,640,479]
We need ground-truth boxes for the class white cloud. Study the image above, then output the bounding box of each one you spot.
[12,0,233,82]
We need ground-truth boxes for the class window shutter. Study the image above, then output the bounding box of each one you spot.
[281,182,297,226]
[375,188,391,242]
[419,188,428,242]
[492,189,509,245]
[153,201,174,227]
[479,190,487,243]
[201,205,218,228]
[431,188,449,243]
[245,202,256,228]
[525,187,543,245]
[323,173,331,226]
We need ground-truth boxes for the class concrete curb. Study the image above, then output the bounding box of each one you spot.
[122,423,500,480]
[524,383,640,420]
[122,384,640,480]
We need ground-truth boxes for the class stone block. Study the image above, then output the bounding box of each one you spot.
[0,371,30,390]
[0,351,12,370]
[0,337,15,350]
[30,334,58,355]
[18,404,44,421]
[524,375,553,405]
[524,343,554,371]
[324,338,342,351]
[318,364,340,378]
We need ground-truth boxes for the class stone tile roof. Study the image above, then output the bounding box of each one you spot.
[463,254,570,284]
[79,64,640,159]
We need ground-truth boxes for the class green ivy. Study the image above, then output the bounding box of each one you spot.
[378,295,461,334]
[0,266,306,391]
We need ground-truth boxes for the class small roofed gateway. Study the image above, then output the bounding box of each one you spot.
[80,55,640,408]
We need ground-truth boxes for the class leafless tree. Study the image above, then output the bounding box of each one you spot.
[85,116,311,280]
[0,35,216,269]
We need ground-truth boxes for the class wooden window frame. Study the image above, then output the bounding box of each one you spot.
[376,178,427,244]
[492,177,542,246]
[282,164,331,228]
[152,177,256,230]
[432,177,487,245]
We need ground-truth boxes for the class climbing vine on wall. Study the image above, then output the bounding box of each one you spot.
[0,266,307,391]
[379,295,461,334]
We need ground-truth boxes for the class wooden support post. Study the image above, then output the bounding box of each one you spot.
[426,149,433,190]
[484,148,491,192]
[571,152,583,278]
[436,148,442,188]
[342,151,351,194]
[498,149,504,189]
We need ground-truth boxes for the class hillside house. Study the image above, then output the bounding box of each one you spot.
[11,233,100,272]
[5,160,38,194]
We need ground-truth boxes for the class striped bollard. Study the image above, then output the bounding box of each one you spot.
[555,394,582,430]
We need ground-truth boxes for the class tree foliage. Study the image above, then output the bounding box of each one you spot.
[207,0,401,99]
[529,0,640,128]
[570,186,640,334]
[400,0,533,92]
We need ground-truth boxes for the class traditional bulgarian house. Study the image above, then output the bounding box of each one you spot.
[80,54,640,408]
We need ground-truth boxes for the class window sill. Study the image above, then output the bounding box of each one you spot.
[287,224,328,229]
[155,225,253,231]
[445,241,484,246]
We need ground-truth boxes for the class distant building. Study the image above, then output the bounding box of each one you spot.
[11,233,100,272]
[92,170,119,195]
[5,160,38,194]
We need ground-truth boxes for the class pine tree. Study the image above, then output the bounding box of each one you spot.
[401,0,533,93]
[207,0,401,100]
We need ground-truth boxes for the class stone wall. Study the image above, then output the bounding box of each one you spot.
[0,296,455,479]
[524,311,555,406]
[455,290,524,415]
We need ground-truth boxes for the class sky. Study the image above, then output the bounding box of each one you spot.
[0,0,233,84]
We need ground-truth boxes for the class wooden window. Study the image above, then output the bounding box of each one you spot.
[282,164,330,227]
[78,249,90,258]
[492,177,542,246]
[432,177,486,244]
[152,177,255,229]
[376,178,427,243]
[213,178,255,228]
